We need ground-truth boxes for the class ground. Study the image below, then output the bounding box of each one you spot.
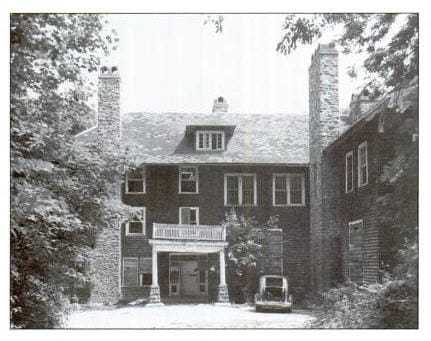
[64,303,315,328]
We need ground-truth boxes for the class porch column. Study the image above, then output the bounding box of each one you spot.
[148,247,162,304]
[217,249,229,303]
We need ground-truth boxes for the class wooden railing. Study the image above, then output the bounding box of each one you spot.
[153,223,226,241]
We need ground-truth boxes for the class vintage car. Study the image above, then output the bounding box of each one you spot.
[255,275,292,313]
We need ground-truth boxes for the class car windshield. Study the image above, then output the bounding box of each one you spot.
[265,277,283,287]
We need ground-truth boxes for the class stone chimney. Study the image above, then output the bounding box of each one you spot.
[309,43,340,154]
[308,43,339,293]
[348,91,376,123]
[97,66,120,152]
[212,96,228,113]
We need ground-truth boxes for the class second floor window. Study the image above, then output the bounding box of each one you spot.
[273,174,305,206]
[358,141,368,187]
[126,168,146,194]
[179,207,199,225]
[179,166,198,193]
[225,174,256,206]
[196,131,225,151]
[125,209,146,236]
[345,151,354,193]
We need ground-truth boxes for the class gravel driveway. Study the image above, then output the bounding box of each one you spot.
[64,303,315,329]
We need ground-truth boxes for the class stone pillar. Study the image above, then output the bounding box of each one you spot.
[148,247,162,304]
[217,249,229,303]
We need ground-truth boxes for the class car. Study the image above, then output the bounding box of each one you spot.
[255,275,293,313]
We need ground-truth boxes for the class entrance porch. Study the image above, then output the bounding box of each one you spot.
[149,223,229,304]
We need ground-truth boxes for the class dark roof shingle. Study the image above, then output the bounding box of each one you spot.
[76,112,309,165]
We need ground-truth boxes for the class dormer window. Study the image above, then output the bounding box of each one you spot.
[196,131,225,151]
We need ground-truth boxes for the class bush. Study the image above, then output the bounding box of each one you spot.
[311,278,417,328]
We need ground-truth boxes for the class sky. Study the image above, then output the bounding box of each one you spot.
[103,14,368,115]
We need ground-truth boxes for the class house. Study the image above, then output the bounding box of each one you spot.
[76,43,418,305]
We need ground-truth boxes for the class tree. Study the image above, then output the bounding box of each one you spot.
[10,14,119,328]
[276,14,418,97]
[223,210,279,303]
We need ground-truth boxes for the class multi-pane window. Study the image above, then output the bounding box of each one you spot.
[125,209,146,236]
[126,168,146,193]
[122,257,152,287]
[358,141,368,187]
[345,151,354,193]
[179,166,198,193]
[272,174,305,206]
[196,131,224,151]
[225,174,256,206]
[179,207,199,225]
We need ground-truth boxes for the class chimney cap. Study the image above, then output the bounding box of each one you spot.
[99,65,120,77]
[212,96,228,113]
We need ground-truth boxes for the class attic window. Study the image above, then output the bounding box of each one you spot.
[196,131,225,151]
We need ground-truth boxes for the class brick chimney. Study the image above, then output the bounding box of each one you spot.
[97,66,120,152]
[212,96,228,113]
[308,43,339,293]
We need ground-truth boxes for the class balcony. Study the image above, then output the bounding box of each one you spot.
[153,223,226,242]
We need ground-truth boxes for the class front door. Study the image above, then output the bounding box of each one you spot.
[181,260,200,296]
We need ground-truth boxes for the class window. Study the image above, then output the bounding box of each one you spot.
[224,174,257,206]
[179,166,198,193]
[272,174,305,206]
[358,142,368,187]
[348,220,364,250]
[125,208,146,236]
[345,151,354,193]
[196,131,225,151]
[126,168,146,194]
[179,207,199,225]
[122,257,152,287]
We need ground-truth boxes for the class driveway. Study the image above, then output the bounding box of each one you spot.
[64,303,315,329]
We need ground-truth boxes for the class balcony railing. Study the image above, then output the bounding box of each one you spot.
[153,223,226,242]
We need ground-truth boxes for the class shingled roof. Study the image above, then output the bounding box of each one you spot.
[76,112,309,165]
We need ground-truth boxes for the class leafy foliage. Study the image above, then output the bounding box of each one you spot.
[277,14,418,96]
[223,211,279,303]
[10,14,119,328]
[311,243,418,329]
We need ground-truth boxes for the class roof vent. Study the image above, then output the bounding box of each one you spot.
[212,96,228,113]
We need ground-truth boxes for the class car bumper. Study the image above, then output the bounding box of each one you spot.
[255,301,292,311]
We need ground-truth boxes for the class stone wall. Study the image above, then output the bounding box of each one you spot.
[87,221,121,304]
[308,43,340,293]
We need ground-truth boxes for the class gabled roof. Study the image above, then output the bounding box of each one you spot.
[328,76,418,150]
[76,112,309,165]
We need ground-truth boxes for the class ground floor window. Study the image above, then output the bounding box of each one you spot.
[122,256,152,287]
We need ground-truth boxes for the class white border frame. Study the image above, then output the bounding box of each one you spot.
[125,207,146,236]
[178,166,199,194]
[179,207,200,225]
[347,219,364,251]
[272,173,306,207]
[345,150,354,193]
[195,130,225,151]
[224,173,257,207]
[358,141,369,188]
